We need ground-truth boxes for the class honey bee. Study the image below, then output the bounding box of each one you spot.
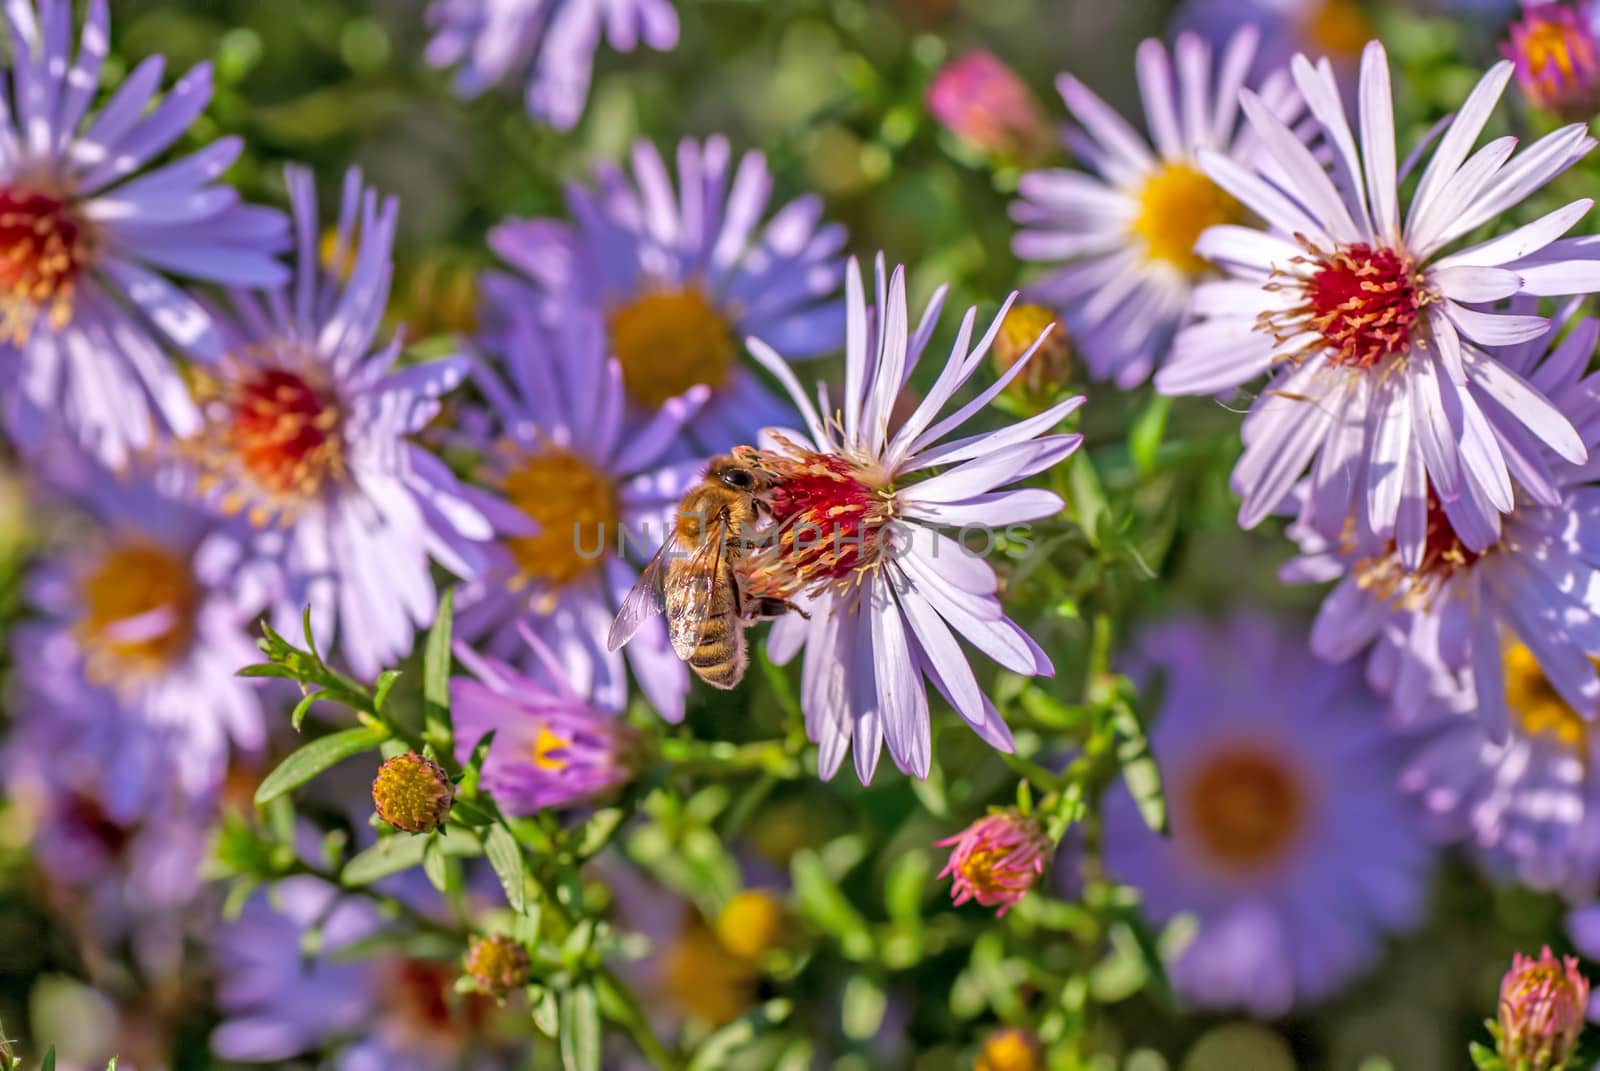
[607,456,804,689]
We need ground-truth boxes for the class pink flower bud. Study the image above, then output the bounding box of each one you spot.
[926,50,1051,162]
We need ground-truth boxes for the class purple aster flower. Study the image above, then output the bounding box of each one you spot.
[1155,42,1600,556]
[213,878,515,1069]
[174,166,526,680]
[936,810,1049,917]
[424,0,678,131]
[1401,647,1600,898]
[1286,299,1600,737]
[486,135,847,452]
[451,624,641,814]
[1011,27,1304,386]
[453,298,701,721]
[744,256,1083,782]
[1102,612,1435,1017]
[5,703,214,975]
[0,0,288,468]
[1174,0,1378,95]
[1502,1,1600,119]
[12,448,266,806]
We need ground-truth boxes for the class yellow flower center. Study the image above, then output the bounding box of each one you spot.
[1526,18,1587,81]
[76,540,199,679]
[658,917,757,1026]
[977,1028,1044,1071]
[1130,163,1242,275]
[607,286,735,408]
[501,449,620,587]
[1184,749,1305,872]
[956,847,1012,898]
[1306,0,1375,59]
[714,890,787,962]
[1505,643,1590,753]
[531,725,571,772]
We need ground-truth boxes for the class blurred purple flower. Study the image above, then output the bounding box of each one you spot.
[12,451,266,807]
[750,256,1082,782]
[1102,613,1434,1017]
[451,625,641,813]
[1156,42,1599,554]
[1402,646,1600,898]
[1286,300,1600,738]
[486,135,847,452]
[425,0,678,131]
[177,166,525,680]
[1503,1,1600,120]
[213,878,515,1069]
[1174,0,1376,96]
[937,810,1048,917]
[1012,28,1303,386]
[452,303,701,721]
[0,0,288,468]
[927,49,1052,162]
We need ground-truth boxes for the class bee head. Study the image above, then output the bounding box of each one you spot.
[710,456,766,492]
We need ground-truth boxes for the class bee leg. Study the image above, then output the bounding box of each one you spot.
[747,597,810,621]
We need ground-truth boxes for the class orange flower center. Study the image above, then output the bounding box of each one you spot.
[229,367,345,501]
[500,448,620,588]
[607,286,735,408]
[1185,749,1305,871]
[0,188,91,341]
[76,540,200,680]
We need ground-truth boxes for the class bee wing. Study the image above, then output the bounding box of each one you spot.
[606,535,673,652]
[665,513,730,661]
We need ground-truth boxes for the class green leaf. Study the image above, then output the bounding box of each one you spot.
[1110,702,1167,835]
[423,588,454,731]
[422,835,449,892]
[254,727,386,805]
[290,688,322,731]
[1128,393,1173,475]
[884,849,930,931]
[301,604,324,665]
[41,1049,54,1071]
[236,663,300,680]
[373,670,403,715]
[792,848,872,960]
[530,985,559,1037]
[484,825,526,913]
[341,834,429,886]
[686,999,792,1071]
[1067,454,1108,548]
[840,975,887,1040]
[559,985,601,1071]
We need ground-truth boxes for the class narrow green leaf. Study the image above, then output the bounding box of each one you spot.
[290,688,322,731]
[686,999,792,1071]
[373,670,403,715]
[484,824,526,913]
[791,849,872,960]
[254,727,386,805]
[423,588,455,730]
[341,834,430,886]
[236,663,300,680]
[1110,703,1167,835]
[301,605,324,665]
[530,986,559,1037]
[1128,393,1173,475]
[559,986,601,1071]
[422,836,449,892]
[41,1049,54,1071]
[1067,454,1108,548]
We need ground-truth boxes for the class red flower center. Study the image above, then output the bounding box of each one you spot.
[738,441,893,598]
[1354,486,1485,610]
[0,188,90,340]
[229,368,345,500]
[1305,243,1421,368]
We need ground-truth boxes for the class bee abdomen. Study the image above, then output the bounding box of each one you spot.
[690,620,746,689]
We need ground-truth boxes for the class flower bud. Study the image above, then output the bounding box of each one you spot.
[463,934,532,998]
[715,889,788,962]
[927,50,1052,163]
[976,1027,1044,1071]
[992,304,1070,398]
[1502,4,1600,121]
[1498,946,1589,1069]
[937,809,1049,917]
[371,752,454,834]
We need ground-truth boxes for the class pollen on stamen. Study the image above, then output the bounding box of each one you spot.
[1260,239,1425,370]
[1353,487,1484,611]
[734,437,894,599]
[0,189,92,342]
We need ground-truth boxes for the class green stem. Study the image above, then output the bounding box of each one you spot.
[658,737,804,780]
